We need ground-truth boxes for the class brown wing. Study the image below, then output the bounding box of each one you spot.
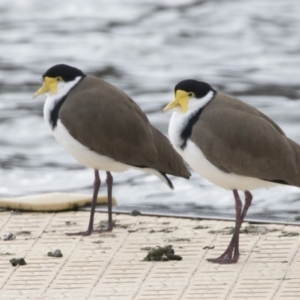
[150,126,190,178]
[190,92,300,186]
[59,76,190,178]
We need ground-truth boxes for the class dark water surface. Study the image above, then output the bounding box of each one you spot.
[1,0,300,219]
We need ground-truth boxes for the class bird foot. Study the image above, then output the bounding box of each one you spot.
[206,247,239,264]
[207,255,239,264]
[65,230,93,236]
[65,224,114,236]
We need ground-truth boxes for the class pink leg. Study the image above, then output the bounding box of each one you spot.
[207,190,253,264]
[66,171,115,236]
[98,171,114,233]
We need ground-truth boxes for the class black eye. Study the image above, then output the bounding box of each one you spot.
[57,77,62,82]
[188,92,193,97]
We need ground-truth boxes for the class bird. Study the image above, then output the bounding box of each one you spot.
[33,64,190,236]
[163,79,300,264]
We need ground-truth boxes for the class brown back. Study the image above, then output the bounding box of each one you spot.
[59,76,190,178]
[190,92,300,186]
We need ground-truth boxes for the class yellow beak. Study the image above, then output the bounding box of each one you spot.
[33,77,58,98]
[163,90,189,113]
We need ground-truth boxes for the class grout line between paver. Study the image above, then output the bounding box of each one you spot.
[0,212,13,289]
[43,213,86,294]
[86,213,141,300]
[0,212,55,292]
[131,217,182,300]
[0,212,11,231]
[223,234,262,300]
[270,229,300,300]
[175,220,225,300]
[0,212,13,239]
[131,254,155,299]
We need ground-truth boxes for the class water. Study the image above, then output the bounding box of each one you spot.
[1,0,300,219]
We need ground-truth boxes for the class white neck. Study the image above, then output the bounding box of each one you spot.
[43,76,82,127]
[168,91,215,148]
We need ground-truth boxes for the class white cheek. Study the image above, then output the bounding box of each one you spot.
[54,76,81,97]
[56,81,74,95]
[187,91,214,111]
[187,98,200,110]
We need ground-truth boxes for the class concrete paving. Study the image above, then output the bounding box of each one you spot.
[0,210,299,299]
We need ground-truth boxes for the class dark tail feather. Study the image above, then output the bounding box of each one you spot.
[152,127,191,179]
[159,172,174,189]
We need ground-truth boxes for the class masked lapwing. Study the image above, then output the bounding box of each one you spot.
[33,64,190,236]
[164,79,300,264]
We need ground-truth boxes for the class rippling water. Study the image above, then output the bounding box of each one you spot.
[1,0,300,219]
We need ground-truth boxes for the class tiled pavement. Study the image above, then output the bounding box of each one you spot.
[0,211,299,299]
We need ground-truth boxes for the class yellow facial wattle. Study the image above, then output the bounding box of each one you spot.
[163,90,190,113]
[33,77,60,98]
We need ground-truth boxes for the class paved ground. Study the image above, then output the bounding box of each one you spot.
[0,210,299,299]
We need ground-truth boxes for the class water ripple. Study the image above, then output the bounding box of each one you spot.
[0,0,300,218]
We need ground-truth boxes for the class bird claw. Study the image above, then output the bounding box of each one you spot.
[207,256,239,264]
[65,230,93,236]
[207,252,239,264]
[206,246,240,264]
[65,224,114,236]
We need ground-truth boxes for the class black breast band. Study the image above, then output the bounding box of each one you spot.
[180,100,213,150]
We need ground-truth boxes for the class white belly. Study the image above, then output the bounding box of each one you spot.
[168,110,277,191]
[42,86,171,187]
[53,120,131,172]
[176,140,277,191]
[50,121,171,187]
